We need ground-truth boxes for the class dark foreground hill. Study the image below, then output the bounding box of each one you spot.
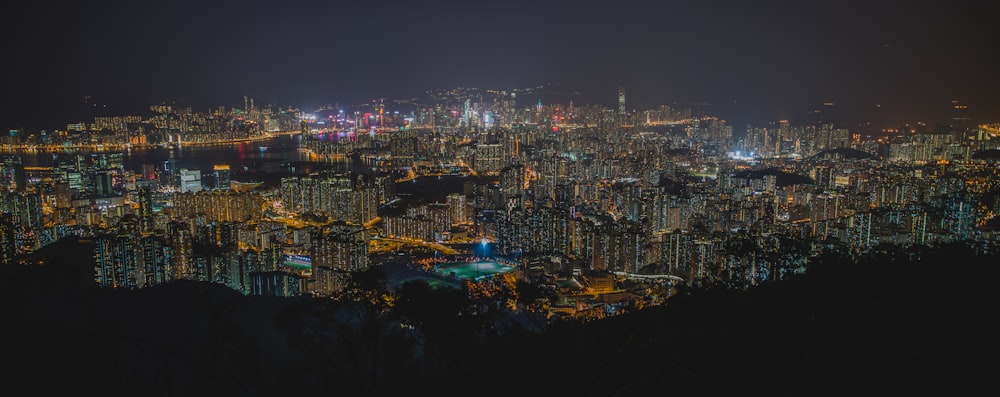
[1,242,996,397]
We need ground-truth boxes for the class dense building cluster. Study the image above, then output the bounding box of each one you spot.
[1,97,304,151]
[2,89,999,321]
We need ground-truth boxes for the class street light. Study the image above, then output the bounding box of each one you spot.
[477,238,489,281]
[479,238,489,256]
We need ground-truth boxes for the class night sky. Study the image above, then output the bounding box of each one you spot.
[4,0,998,133]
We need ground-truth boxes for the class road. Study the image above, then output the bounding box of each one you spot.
[369,237,461,255]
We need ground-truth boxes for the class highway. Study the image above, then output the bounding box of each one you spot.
[369,237,461,255]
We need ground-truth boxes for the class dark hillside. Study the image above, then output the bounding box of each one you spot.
[1,241,994,396]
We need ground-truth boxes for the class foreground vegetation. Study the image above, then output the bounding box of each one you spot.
[1,241,995,396]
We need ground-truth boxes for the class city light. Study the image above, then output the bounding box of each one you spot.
[0,84,996,346]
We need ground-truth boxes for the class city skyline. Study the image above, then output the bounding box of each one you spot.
[3,91,997,396]
[4,0,999,133]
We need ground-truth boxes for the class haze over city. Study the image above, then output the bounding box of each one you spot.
[4,0,998,133]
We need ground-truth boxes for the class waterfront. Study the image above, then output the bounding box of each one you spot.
[7,134,368,187]
[4,132,488,213]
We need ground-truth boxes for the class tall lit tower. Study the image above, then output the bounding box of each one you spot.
[378,99,385,128]
[951,100,971,133]
[213,165,231,190]
[618,86,626,116]
[138,186,153,234]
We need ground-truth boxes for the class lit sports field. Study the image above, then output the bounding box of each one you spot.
[433,260,517,281]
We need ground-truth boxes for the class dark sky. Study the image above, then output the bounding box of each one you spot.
[4,0,998,133]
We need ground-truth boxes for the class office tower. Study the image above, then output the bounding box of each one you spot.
[213,165,231,190]
[178,168,202,193]
[142,163,157,181]
[95,171,114,195]
[951,100,971,133]
[162,159,178,186]
[1,156,26,192]
[618,86,626,116]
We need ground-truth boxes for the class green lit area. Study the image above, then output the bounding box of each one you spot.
[282,255,311,270]
[282,261,311,270]
[433,261,517,281]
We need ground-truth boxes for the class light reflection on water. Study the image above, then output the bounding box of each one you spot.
[9,134,359,186]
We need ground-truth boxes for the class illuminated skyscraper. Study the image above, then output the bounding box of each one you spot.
[378,99,385,128]
[499,164,527,210]
[95,171,114,195]
[178,168,202,193]
[618,86,628,128]
[1,156,26,192]
[141,163,156,181]
[446,193,469,226]
[951,100,971,132]
[140,234,172,286]
[213,165,231,190]
[94,233,141,289]
[169,221,194,280]
[618,86,626,116]
[250,271,303,297]
[462,99,471,128]
[138,186,153,234]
